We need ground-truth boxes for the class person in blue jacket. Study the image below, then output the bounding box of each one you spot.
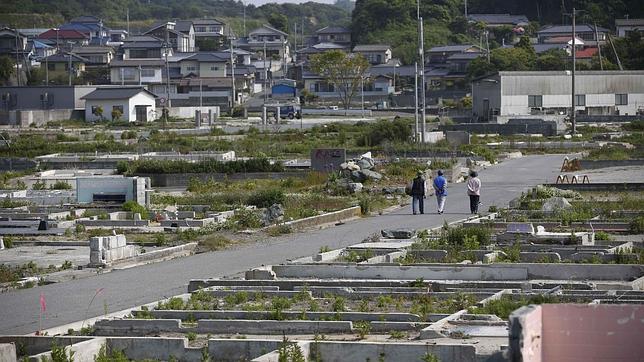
[433,170,448,214]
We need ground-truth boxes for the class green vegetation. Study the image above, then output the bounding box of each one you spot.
[354,321,371,339]
[309,50,370,110]
[94,344,128,362]
[277,335,305,362]
[118,158,284,175]
[469,294,560,320]
[122,201,148,219]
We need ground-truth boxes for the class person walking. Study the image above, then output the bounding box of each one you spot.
[433,170,447,214]
[467,170,482,214]
[410,170,427,215]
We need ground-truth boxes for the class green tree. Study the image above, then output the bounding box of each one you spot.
[267,13,289,33]
[309,50,370,110]
[0,56,14,84]
[536,49,568,71]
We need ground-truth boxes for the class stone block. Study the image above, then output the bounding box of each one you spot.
[245,267,276,280]
[90,250,104,265]
[381,229,414,239]
[520,252,561,263]
[0,343,16,361]
[506,222,534,234]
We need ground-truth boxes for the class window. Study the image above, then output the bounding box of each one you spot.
[47,63,55,71]
[210,66,218,71]
[575,94,586,106]
[91,106,99,115]
[141,69,155,77]
[112,105,124,114]
[616,93,628,105]
[528,95,542,108]
[123,68,136,81]
[186,66,197,71]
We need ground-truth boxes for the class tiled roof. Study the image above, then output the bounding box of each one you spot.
[429,44,477,53]
[353,44,390,52]
[316,26,350,34]
[538,24,609,34]
[38,29,88,40]
[81,87,156,100]
[468,14,529,25]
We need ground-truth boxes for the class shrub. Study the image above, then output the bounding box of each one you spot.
[595,231,612,241]
[630,216,644,234]
[50,180,72,190]
[122,200,148,219]
[32,179,47,190]
[354,321,371,339]
[357,118,412,147]
[119,158,284,175]
[2,236,13,248]
[248,189,285,208]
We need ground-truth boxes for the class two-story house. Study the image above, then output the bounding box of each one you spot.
[615,18,644,37]
[110,36,170,85]
[315,26,351,47]
[353,45,392,65]
[295,42,348,64]
[41,52,88,81]
[0,28,28,58]
[237,25,290,62]
[537,24,609,46]
[71,46,114,66]
[193,19,226,50]
[144,21,195,53]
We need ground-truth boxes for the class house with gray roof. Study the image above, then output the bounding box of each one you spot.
[537,24,609,46]
[81,87,157,122]
[144,21,195,52]
[315,26,351,46]
[615,18,644,37]
[353,44,392,64]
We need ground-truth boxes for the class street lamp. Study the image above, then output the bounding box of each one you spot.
[53,28,59,51]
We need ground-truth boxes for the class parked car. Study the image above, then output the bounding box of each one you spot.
[278,105,301,119]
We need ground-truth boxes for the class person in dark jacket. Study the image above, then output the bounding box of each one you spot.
[410,170,427,215]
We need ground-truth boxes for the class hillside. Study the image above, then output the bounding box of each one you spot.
[351,0,644,64]
[1,0,350,34]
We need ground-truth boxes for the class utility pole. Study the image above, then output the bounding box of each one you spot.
[126,9,130,35]
[571,7,576,135]
[138,65,142,86]
[485,30,490,63]
[263,39,268,103]
[419,17,426,143]
[361,75,365,118]
[594,22,603,70]
[230,37,236,108]
[45,56,49,85]
[68,52,72,86]
[414,62,419,143]
[243,1,246,37]
[14,27,20,86]
[464,0,468,18]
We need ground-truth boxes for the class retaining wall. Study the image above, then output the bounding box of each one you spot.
[283,206,362,230]
[578,159,644,169]
[543,183,644,191]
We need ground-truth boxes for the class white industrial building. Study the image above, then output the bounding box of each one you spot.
[472,71,644,122]
[76,176,151,206]
[82,87,157,122]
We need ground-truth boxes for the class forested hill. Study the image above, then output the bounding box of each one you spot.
[1,0,350,32]
[351,0,644,64]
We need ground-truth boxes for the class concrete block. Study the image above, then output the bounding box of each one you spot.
[93,319,182,336]
[381,229,415,239]
[245,267,277,280]
[314,248,344,262]
[520,252,562,263]
[0,343,16,361]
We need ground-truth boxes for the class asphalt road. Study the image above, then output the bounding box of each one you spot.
[0,154,563,335]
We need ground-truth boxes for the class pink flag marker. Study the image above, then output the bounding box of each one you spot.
[39,292,46,313]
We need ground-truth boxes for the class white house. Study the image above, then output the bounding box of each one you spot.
[472,71,644,122]
[82,87,157,122]
[615,18,644,37]
[353,44,392,65]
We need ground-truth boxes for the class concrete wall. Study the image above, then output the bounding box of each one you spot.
[578,159,644,170]
[168,106,220,119]
[314,341,477,362]
[76,176,148,205]
[0,86,76,110]
[0,109,77,127]
[284,206,361,231]
[0,158,36,171]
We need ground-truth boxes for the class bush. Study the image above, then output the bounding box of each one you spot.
[32,179,47,190]
[119,158,284,175]
[248,189,285,208]
[630,216,644,234]
[50,180,72,190]
[122,200,148,219]
[356,118,412,147]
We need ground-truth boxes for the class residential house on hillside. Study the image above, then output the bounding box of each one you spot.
[303,70,393,99]
[29,40,56,60]
[41,52,88,80]
[82,87,156,122]
[615,19,644,37]
[71,46,114,66]
[315,26,351,46]
[17,28,49,40]
[427,44,482,65]
[144,21,195,52]
[0,28,28,58]
[60,16,109,45]
[467,14,529,28]
[108,30,128,46]
[537,24,608,46]
[38,29,89,48]
[121,36,171,59]
[353,44,391,65]
[174,52,228,78]
[237,25,290,61]
[110,59,165,85]
[193,19,227,50]
[296,42,348,63]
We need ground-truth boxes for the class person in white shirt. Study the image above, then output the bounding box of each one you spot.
[467,170,481,214]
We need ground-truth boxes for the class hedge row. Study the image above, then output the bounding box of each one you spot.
[117,158,284,175]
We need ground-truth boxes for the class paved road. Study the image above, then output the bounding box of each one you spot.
[0,155,563,335]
